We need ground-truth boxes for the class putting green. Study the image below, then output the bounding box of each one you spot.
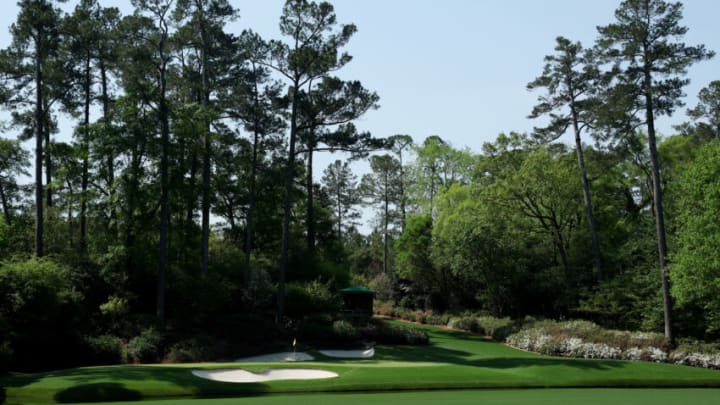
[2,321,720,404]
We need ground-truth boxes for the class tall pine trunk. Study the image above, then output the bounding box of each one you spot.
[99,61,115,235]
[336,187,342,243]
[243,110,261,290]
[199,5,211,277]
[0,181,10,225]
[570,106,603,280]
[80,51,91,252]
[398,152,406,232]
[242,134,259,290]
[383,172,389,277]
[35,38,44,258]
[278,81,300,322]
[157,49,170,329]
[645,66,672,342]
[44,97,52,210]
[305,146,315,255]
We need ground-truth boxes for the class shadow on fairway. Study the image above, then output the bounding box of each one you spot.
[63,366,270,397]
[54,383,142,403]
[3,366,271,403]
[373,324,625,372]
[0,371,43,405]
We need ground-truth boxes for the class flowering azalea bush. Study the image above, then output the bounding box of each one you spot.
[375,303,720,370]
[503,320,720,367]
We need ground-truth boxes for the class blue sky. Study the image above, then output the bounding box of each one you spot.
[1,0,718,230]
[233,0,720,150]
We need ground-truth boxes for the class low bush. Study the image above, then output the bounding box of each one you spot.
[477,316,519,341]
[0,341,12,374]
[165,336,217,363]
[331,320,359,344]
[285,280,341,319]
[425,313,451,326]
[448,316,482,333]
[84,335,123,365]
[505,320,669,362]
[0,258,83,371]
[127,328,163,363]
[669,340,720,369]
[373,301,393,317]
[298,321,333,342]
[359,320,429,345]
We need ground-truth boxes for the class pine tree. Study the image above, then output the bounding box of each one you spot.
[596,0,715,341]
[528,37,604,280]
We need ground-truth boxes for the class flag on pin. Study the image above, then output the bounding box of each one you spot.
[293,338,297,348]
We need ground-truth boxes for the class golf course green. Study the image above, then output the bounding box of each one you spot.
[2,321,719,404]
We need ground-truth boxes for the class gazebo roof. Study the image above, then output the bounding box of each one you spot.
[340,286,375,295]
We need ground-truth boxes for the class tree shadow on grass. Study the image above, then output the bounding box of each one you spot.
[3,366,271,403]
[375,339,625,371]
[58,366,271,397]
[1,371,43,405]
[54,383,142,403]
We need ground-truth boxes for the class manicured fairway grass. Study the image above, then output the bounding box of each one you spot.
[73,389,720,405]
[2,321,720,404]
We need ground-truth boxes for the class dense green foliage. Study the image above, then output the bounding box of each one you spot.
[671,141,720,335]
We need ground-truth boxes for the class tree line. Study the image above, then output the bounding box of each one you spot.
[0,0,718,372]
[349,0,718,344]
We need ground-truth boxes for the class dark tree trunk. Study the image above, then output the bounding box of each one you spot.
[645,67,672,342]
[398,151,406,232]
[185,152,199,227]
[278,81,300,322]
[80,52,91,252]
[44,97,52,210]
[570,106,603,280]
[99,61,116,235]
[201,132,210,276]
[429,167,436,217]
[305,146,315,255]
[35,39,44,258]
[157,39,170,328]
[555,227,569,276]
[383,173,389,278]
[243,122,260,290]
[336,187,342,244]
[0,181,10,225]
[199,2,211,277]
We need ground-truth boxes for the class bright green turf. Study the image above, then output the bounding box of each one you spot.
[2,321,720,404]
[69,389,720,405]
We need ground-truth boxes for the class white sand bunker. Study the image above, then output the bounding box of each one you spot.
[192,368,338,383]
[319,348,375,359]
[235,352,314,362]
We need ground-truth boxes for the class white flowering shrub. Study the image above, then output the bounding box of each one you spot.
[648,347,668,362]
[505,320,670,364]
[624,347,644,361]
[669,351,720,369]
[501,319,720,370]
